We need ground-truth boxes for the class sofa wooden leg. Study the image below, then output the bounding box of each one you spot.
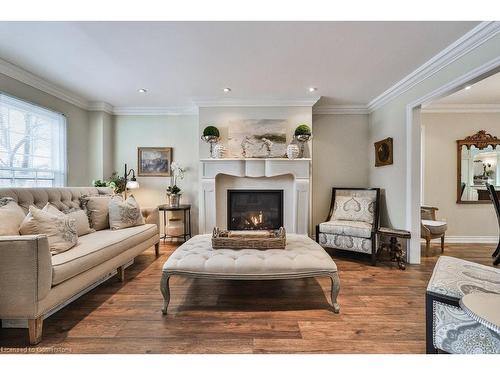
[441,235,445,253]
[28,317,43,345]
[117,265,125,282]
[155,242,160,257]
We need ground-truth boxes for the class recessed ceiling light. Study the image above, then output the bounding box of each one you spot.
[308,87,318,92]
[223,88,231,93]
[465,85,472,90]
[138,88,148,93]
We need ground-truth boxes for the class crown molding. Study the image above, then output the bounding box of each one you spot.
[422,103,500,113]
[368,21,500,112]
[192,97,321,108]
[112,106,198,116]
[313,105,369,115]
[0,57,90,109]
[87,101,114,114]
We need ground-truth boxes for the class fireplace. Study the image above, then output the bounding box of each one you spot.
[227,189,284,230]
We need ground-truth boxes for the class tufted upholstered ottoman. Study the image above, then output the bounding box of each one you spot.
[160,234,340,313]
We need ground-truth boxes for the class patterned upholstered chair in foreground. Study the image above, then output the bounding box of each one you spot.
[316,187,380,265]
[426,256,500,354]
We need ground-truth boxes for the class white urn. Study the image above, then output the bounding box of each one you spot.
[286,144,300,159]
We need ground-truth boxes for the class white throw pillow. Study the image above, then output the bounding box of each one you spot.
[23,205,78,255]
[0,197,26,236]
[108,195,145,230]
[333,195,376,224]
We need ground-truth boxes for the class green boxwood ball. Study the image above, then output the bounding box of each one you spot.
[294,124,311,136]
[203,126,220,137]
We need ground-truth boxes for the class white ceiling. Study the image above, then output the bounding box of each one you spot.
[432,71,500,105]
[0,21,479,109]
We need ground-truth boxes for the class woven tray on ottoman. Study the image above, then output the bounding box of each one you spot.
[212,227,286,249]
[160,233,340,314]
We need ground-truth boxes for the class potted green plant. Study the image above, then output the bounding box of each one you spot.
[201,126,220,158]
[293,124,312,157]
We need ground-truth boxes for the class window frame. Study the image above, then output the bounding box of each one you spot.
[0,91,67,188]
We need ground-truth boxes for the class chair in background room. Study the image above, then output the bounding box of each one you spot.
[316,187,380,265]
[486,183,500,266]
[421,206,447,253]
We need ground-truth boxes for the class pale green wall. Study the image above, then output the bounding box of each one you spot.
[88,111,114,181]
[0,72,90,186]
[113,114,199,234]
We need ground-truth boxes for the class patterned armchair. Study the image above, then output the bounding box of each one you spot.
[316,188,380,265]
[426,256,500,354]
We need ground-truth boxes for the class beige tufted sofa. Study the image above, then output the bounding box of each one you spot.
[0,187,160,345]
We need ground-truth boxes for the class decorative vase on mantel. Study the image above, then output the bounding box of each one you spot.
[167,192,182,208]
[286,144,300,159]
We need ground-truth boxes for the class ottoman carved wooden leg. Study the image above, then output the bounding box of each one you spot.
[330,272,341,313]
[160,272,171,315]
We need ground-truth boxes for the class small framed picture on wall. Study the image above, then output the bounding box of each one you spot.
[374,137,393,167]
[137,147,172,176]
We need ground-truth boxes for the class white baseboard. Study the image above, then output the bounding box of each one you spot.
[422,236,498,244]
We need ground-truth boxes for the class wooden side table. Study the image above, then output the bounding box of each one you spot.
[158,204,192,243]
[377,227,411,270]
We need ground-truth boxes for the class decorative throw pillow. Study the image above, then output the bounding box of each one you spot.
[80,195,113,230]
[333,195,376,224]
[44,205,94,236]
[20,202,54,235]
[23,205,78,255]
[108,195,145,230]
[0,197,26,236]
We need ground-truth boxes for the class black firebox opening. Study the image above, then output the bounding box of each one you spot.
[227,189,284,230]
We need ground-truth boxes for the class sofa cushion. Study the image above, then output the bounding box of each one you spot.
[427,256,500,299]
[319,220,372,238]
[109,195,145,230]
[22,205,78,255]
[333,195,376,224]
[422,219,447,235]
[0,197,25,235]
[51,223,158,285]
[81,195,113,230]
[44,203,94,237]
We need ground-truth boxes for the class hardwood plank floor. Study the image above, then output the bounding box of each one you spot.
[0,241,497,353]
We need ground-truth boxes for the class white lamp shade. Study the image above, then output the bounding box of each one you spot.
[126,180,140,189]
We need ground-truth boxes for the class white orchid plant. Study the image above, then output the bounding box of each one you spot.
[167,162,186,195]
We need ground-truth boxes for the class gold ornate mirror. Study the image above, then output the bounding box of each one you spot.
[457,130,500,204]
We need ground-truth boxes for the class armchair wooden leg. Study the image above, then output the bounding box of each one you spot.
[28,317,43,345]
[155,242,160,257]
[425,238,431,253]
[441,235,445,253]
[492,240,500,258]
[117,265,125,282]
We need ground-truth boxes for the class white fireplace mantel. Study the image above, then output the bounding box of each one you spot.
[199,158,311,235]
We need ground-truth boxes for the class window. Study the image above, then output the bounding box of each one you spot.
[0,93,66,187]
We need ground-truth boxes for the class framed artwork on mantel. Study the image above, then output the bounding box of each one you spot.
[227,119,288,158]
[374,137,393,167]
[137,147,172,176]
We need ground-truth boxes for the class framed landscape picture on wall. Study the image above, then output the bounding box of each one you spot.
[137,147,172,176]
